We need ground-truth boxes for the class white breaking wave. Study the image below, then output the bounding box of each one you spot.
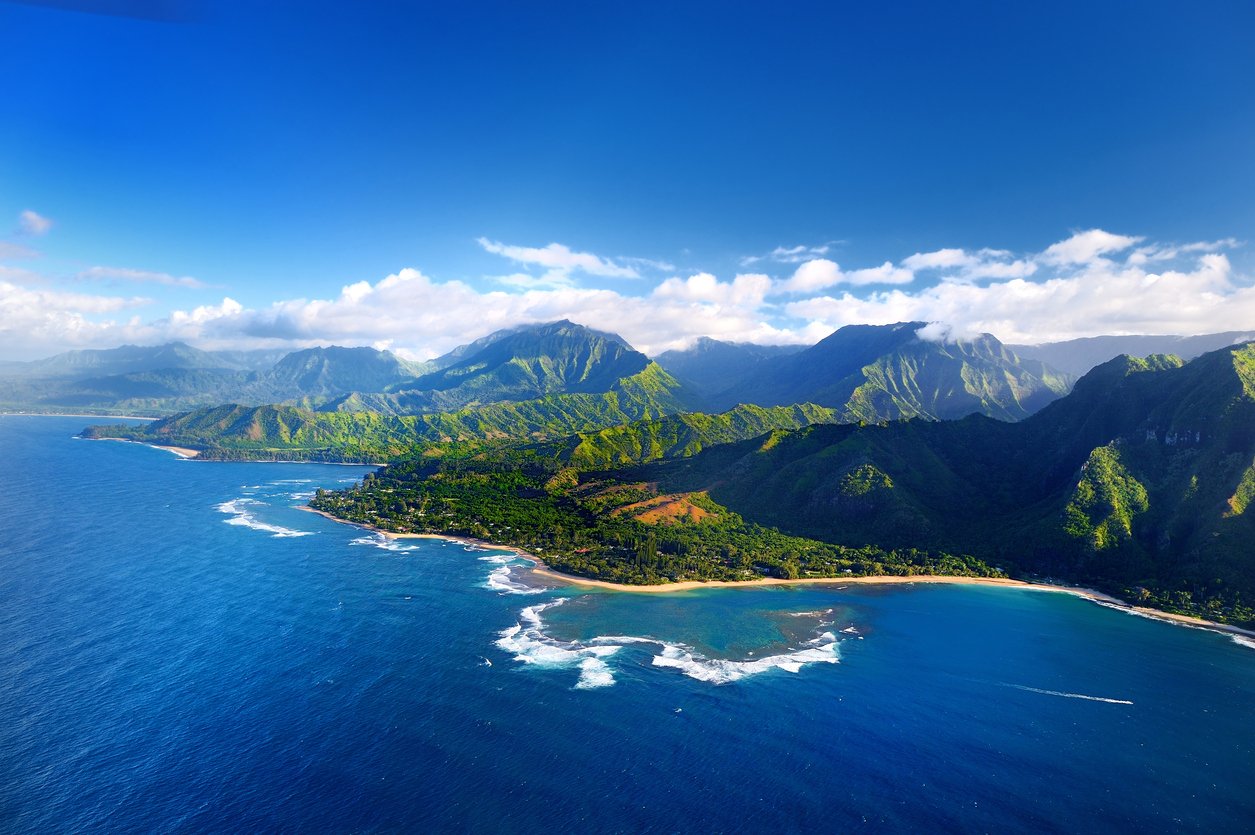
[495,602,842,688]
[481,554,544,595]
[495,601,621,689]
[1231,635,1255,650]
[217,498,313,538]
[349,533,421,552]
[651,632,841,684]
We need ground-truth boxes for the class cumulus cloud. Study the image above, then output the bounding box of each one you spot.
[60,268,808,359]
[78,266,209,289]
[0,280,150,357]
[478,239,639,279]
[775,258,914,293]
[902,247,1037,281]
[1039,229,1142,265]
[18,210,53,236]
[786,246,1250,344]
[1,228,1250,361]
[652,272,772,306]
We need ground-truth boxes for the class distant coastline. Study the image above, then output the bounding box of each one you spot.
[302,506,1255,643]
[87,437,201,458]
[2,412,157,420]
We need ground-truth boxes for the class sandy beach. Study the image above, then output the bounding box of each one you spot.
[90,437,200,458]
[303,507,1255,642]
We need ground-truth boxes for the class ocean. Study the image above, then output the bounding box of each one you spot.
[2,415,1253,833]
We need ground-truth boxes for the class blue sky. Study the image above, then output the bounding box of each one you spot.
[2,0,1255,359]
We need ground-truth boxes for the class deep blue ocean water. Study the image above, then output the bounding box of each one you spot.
[2,416,1254,834]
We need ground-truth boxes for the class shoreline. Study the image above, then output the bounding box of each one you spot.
[86,437,383,465]
[3,412,157,420]
[298,506,540,559]
[303,508,1255,642]
[89,437,201,458]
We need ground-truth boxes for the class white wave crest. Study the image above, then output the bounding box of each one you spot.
[349,533,421,552]
[496,602,842,688]
[217,499,313,538]
[651,632,841,684]
[481,554,544,595]
[1231,635,1255,650]
[495,600,621,688]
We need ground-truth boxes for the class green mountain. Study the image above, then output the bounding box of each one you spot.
[674,322,1073,421]
[638,343,1255,621]
[0,343,430,416]
[0,341,265,378]
[654,337,806,397]
[302,340,1255,623]
[5,321,688,417]
[344,320,660,414]
[1009,330,1255,376]
[81,361,693,460]
[259,346,431,397]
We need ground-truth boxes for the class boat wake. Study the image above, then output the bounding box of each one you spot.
[995,681,1132,705]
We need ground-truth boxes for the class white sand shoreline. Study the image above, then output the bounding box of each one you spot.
[302,507,1255,642]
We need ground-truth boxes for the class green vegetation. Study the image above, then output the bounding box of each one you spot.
[675,322,1074,420]
[306,341,1255,627]
[310,445,1001,585]
[80,362,696,460]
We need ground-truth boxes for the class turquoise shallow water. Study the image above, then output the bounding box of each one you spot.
[2,416,1254,833]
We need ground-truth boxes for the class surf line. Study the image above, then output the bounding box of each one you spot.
[994,681,1133,705]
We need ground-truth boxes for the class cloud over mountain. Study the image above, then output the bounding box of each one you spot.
[0,230,1249,360]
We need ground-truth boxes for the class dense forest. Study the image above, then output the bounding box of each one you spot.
[310,445,1001,585]
[309,342,1255,628]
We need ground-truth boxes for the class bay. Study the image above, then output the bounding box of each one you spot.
[2,416,1253,833]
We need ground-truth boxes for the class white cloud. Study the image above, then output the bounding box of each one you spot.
[902,247,1036,281]
[18,210,53,236]
[845,262,915,285]
[901,248,970,270]
[620,256,677,272]
[0,241,40,259]
[652,272,772,306]
[1,228,1250,362]
[776,258,914,293]
[44,269,807,359]
[478,239,639,279]
[1039,229,1142,265]
[0,280,150,358]
[777,259,842,293]
[786,248,1249,344]
[78,266,209,289]
[741,243,833,266]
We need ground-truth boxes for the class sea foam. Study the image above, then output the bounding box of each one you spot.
[650,631,841,684]
[496,602,842,688]
[349,533,421,552]
[481,554,544,595]
[495,601,622,688]
[217,498,313,538]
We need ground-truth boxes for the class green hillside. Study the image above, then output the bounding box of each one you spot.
[306,342,1255,625]
[649,345,1255,623]
[5,321,688,417]
[693,322,1073,421]
[81,362,694,460]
